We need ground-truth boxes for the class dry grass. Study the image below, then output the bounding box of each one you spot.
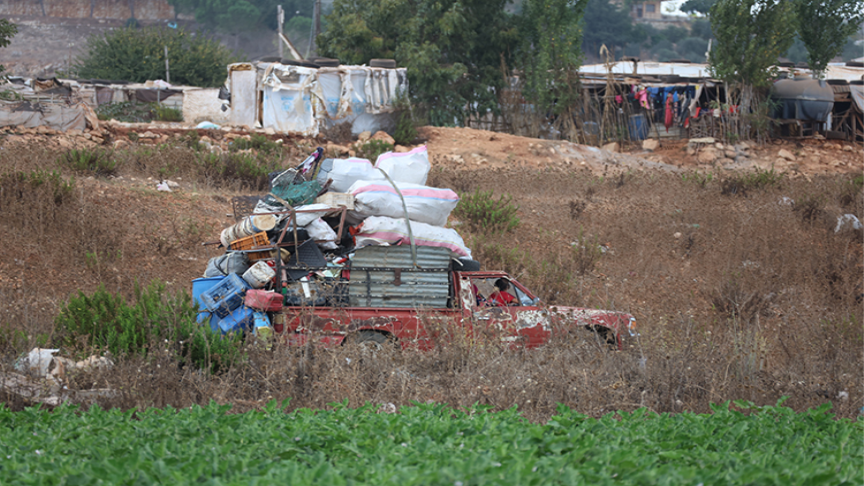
[0,145,861,420]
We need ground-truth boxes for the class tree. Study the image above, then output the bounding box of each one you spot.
[519,0,589,139]
[793,0,864,77]
[73,28,238,87]
[680,0,716,15]
[0,19,17,76]
[709,0,795,140]
[317,0,518,126]
[581,0,636,58]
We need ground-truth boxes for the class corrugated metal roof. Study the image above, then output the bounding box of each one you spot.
[351,246,452,270]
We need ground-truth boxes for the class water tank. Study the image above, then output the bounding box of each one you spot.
[771,79,834,122]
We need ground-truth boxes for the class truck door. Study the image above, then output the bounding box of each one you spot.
[464,275,550,347]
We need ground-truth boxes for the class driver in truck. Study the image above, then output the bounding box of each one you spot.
[487,278,517,307]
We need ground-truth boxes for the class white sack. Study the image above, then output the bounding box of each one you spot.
[305,218,339,250]
[326,157,384,193]
[374,146,430,186]
[353,216,471,258]
[347,180,459,226]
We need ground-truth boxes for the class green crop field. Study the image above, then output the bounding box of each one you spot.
[1,400,860,485]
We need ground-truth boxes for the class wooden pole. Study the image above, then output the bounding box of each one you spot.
[164,46,170,84]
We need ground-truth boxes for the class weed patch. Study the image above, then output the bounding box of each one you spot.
[453,189,520,233]
[356,139,394,161]
[59,148,119,176]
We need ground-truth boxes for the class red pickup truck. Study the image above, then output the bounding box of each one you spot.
[273,247,636,350]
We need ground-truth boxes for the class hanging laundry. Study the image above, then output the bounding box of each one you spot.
[664,94,674,133]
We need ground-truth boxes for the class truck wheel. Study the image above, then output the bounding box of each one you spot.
[349,330,392,350]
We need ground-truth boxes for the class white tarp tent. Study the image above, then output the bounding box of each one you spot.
[227,62,409,135]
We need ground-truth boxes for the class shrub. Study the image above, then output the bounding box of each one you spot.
[0,169,74,206]
[356,140,394,162]
[55,281,243,373]
[197,151,279,191]
[454,189,520,234]
[59,148,119,176]
[73,28,237,87]
[153,104,183,122]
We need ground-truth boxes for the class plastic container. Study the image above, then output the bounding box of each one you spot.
[242,261,276,289]
[200,273,250,318]
[218,306,254,334]
[220,215,277,247]
[192,277,225,312]
[245,289,283,311]
[253,312,271,334]
[628,114,648,141]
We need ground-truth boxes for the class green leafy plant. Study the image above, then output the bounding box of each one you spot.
[59,148,119,176]
[454,189,520,234]
[356,139,394,162]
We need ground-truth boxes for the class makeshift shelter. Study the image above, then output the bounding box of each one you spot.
[225,61,409,136]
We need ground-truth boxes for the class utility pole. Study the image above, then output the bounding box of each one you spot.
[277,5,284,59]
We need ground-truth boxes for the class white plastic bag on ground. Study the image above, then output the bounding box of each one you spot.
[14,348,59,377]
[347,180,459,226]
[353,216,472,258]
[375,146,430,185]
[305,218,339,250]
[323,157,384,193]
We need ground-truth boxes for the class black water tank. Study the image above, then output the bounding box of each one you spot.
[771,78,834,122]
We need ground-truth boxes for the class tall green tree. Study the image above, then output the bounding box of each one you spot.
[0,19,18,76]
[709,0,795,140]
[318,0,517,126]
[793,0,864,77]
[709,0,795,88]
[520,0,589,138]
[73,28,238,87]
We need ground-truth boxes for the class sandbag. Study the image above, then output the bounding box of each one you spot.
[353,216,472,258]
[204,252,250,277]
[375,146,430,186]
[305,218,339,250]
[346,180,459,226]
[322,157,384,193]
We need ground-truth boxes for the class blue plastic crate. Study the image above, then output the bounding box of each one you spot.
[200,273,250,318]
[218,306,254,334]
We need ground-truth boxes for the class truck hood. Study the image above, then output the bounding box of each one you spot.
[545,306,636,336]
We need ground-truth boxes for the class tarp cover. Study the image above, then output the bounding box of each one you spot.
[851,85,864,113]
[235,62,408,136]
[0,100,86,131]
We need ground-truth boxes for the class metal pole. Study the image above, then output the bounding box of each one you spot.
[164,46,170,84]
[277,5,284,59]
